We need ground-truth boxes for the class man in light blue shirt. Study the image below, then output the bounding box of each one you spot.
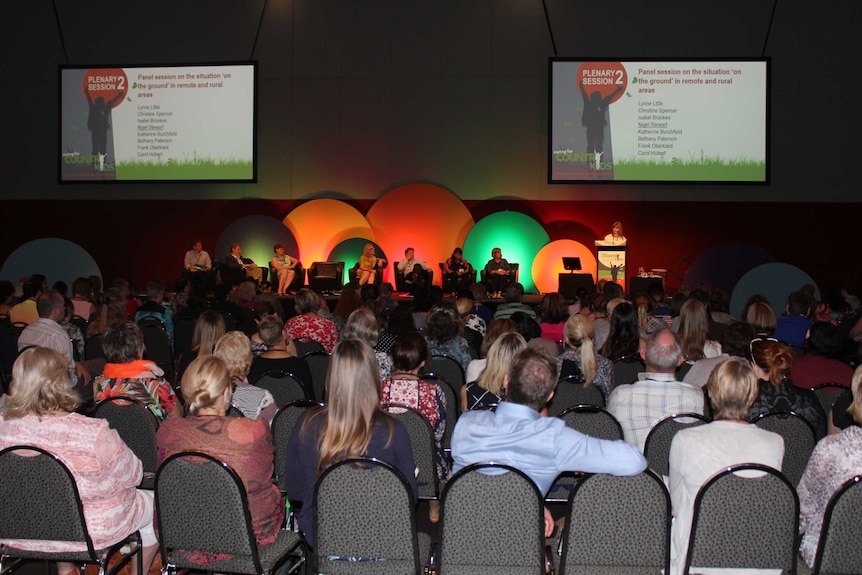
[451,347,647,534]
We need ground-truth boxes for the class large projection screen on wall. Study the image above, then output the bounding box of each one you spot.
[60,62,256,183]
[549,58,769,184]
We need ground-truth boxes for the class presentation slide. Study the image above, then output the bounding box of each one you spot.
[549,59,769,184]
[60,63,256,182]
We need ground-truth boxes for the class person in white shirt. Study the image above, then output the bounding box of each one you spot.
[396,247,431,292]
[602,221,627,245]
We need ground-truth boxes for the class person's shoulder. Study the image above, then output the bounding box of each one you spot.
[226,415,270,440]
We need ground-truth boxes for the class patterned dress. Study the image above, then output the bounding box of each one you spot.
[797,425,862,567]
[426,336,473,372]
[94,361,179,421]
[748,378,827,439]
[380,376,450,484]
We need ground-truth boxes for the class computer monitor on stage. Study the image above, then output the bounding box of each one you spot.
[562,257,582,272]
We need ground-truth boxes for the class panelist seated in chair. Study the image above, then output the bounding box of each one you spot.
[443,247,472,293]
[223,242,263,284]
[483,247,511,297]
[0,347,160,575]
[357,243,387,287]
[396,247,432,292]
[183,239,214,294]
[270,244,299,296]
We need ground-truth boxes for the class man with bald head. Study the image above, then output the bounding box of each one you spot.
[607,328,704,450]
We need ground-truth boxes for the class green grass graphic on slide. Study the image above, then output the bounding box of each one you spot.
[613,156,765,182]
[115,158,252,180]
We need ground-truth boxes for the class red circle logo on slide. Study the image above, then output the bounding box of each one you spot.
[81,68,128,109]
[577,62,627,105]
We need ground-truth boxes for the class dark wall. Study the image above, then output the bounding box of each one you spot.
[0,1,860,290]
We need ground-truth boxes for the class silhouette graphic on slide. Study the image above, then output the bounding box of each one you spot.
[85,86,124,170]
[579,80,622,169]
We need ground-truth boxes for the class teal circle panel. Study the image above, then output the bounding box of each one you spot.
[463,211,550,293]
[1,238,101,292]
[729,262,819,320]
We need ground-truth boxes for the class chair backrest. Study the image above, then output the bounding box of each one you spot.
[441,463,545,575]
[558,405,624,441]
[93,397,160,475]
[313,457,421,575]
[752,410,816,486]
[643,412,711,477]
[271,399,321,492]
[155,452,262,571]
[309,262,344,291]
[612,356,644,387]
[253,370,311,408]
[426,355,465,389]
[685,463,799,575]
[812,475,862,575]
[139,323,174,375]
[419,374,458,450]
[383,403,439,499]
[548,375,605,416]
[0,446,97,559]
[811,382,850,418]
[561,470,671,574]
[293,338,324,358]
[302,351,330,402]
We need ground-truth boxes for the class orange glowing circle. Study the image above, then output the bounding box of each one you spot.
[365,183,474,285]
[283,199,374,264]
[530,240,597,294]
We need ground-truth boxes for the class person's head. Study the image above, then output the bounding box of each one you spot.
[36,290,65,322]
[145,279,165,303]
[455,297,473,325]
[102,321,145,364]
[424,301,460,344]
[750,338,793,386]
[510,311,541,342]
[235,280,257,302]
[787,290,812,316]
[388,304,418,337]
[192,240,203,253]
[213,331,253,384]
[491,247,502,260]
[273,243,285,255]
[294,288,320,315]
[63,298,74,322]
[404,247,414,259]
[481,318,517,356]
[259,315,288,347]
[344,307,381,347]
[181,355,231,416]
[51,281,67,297]
[333,282,362,318]
[191,309,226,355]
[452,247,463,260]
[563,314,595,350]
[707,356,759,421]
[363,243,375,256]
[846,365,862,425]
[602,281,623,301]
[314,339,385,471]
[504,347,558,411]
[30,274,47,292]
[110,278,131,298]
[805,321,843,358]
[603,301,640,360]
[710,289,730,314]
[611,221,623,236]
[746,301,776,335]
[253,300,275,323]
[360,283,379,303]
[72,278,93,299]
[590,293,608,318]
[719,320,757,359]
[390,332,428,372]
[230,243,242,256]
[504,283,524,303]
[4,347,80,419]
[468,282,487,302]
[678,299,710,361]
[741,293,770,321]
[477,332,526,397]
[540,292,568,325]
[642,328,683,373]
[379,282,393,298]
[21,281,39,301]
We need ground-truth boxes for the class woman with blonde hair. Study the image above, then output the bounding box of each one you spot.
[213,331,277,423]
[176,309,226,382]
[156,355,283,563]
[0,348,159,575]
[557,314,614,401]
[465,318,516,383]
[285,339,417,546]
[748,337,826,437]
[797,364,862,568]
[678,299,722,362]
[461,332,526,412]
[668,357,784,575]
[357,243,386,287]
[745,301,777,335]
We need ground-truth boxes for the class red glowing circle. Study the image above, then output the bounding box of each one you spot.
[81,68,128,109]
[577,62,627,105]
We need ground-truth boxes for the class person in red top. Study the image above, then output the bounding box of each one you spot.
[284,288,339,353]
